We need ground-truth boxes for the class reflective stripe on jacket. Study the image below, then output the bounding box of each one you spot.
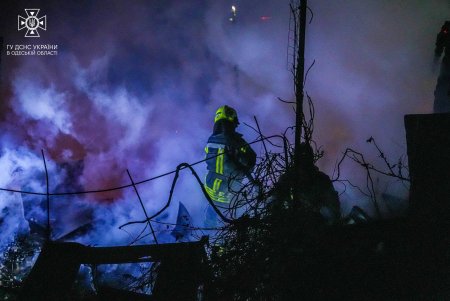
[204,132,256,204]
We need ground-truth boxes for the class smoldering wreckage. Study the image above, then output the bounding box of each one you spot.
[1,5,450,301]
[2,109,449,301]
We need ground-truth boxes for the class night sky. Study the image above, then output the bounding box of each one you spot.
[0,0,448,247]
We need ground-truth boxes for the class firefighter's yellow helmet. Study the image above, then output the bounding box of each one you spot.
[214,105,239,124]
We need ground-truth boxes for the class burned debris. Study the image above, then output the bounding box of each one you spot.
[0,2,449,301]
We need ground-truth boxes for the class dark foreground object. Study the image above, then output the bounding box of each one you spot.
[312,114,450,299]
[207,113,450,300]
[18,237,208,301]
[306,219,450,300]
[316,113,450,299]
[405,113,450,221]
[16,114,450,300]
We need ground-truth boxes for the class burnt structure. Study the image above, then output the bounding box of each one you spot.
[19,237,209,301]
[405,113,450,222]
[14,115,450,300]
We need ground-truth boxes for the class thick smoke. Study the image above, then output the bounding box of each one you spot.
[305,0,449,214]
[0,0,448,255]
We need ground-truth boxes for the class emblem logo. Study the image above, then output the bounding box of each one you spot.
[18,9,47,38]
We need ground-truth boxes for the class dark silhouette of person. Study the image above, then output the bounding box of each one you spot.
[272,143,341,224]
[433,21,450,113]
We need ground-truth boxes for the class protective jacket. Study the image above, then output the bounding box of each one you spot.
[204,131,256,204]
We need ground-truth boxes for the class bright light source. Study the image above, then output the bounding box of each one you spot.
[229,5,237,22]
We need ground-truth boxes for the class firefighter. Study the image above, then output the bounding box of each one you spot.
[297,142,340,223]
[271,142,341,224]
[433,21,450,113]
[204,105,256,227]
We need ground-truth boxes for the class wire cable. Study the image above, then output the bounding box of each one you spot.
[0,135,283,197]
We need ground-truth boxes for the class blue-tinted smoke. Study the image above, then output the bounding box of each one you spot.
[0,0,447,253]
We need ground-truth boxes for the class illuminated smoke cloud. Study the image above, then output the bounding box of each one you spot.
[12,79,71,134]
[0,0,448,253]
[0,147,55,250]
